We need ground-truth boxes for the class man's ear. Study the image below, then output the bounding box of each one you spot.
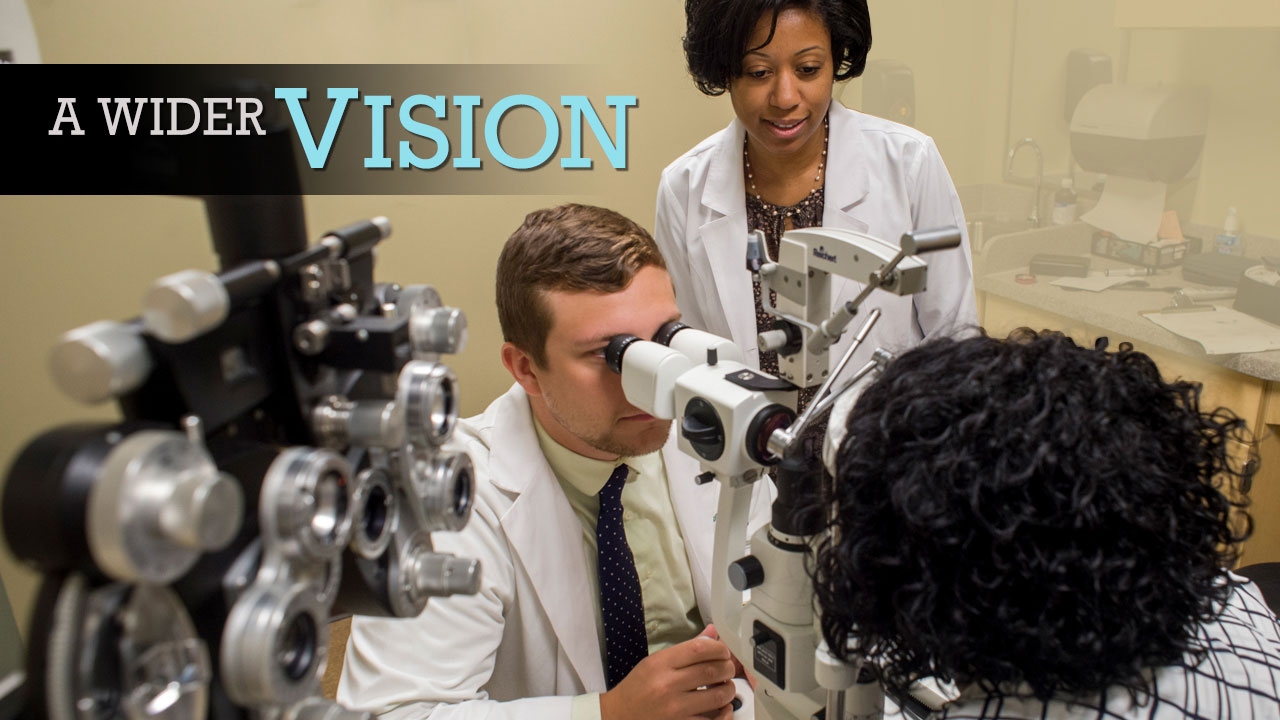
[501,341,543,398]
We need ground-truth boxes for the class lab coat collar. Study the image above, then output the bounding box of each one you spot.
[486,386,608,691]
[818,103,874,302]
[660,439,717,615]
[702,119,748,218]
[824,101,871,221]
[697,119,754,350]
[702,103,871,222]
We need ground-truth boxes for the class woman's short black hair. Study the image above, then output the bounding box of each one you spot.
[683,0,871,96]
[809,329,1254,700]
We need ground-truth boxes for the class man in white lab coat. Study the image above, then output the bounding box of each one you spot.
[339,204,771,720]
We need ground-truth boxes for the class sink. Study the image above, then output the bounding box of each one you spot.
[974,223,1095,275]
[956,183,1039,270]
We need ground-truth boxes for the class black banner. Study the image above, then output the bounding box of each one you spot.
[3,64,638,195]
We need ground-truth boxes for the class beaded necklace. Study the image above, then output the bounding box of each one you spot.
[743,114,829,219]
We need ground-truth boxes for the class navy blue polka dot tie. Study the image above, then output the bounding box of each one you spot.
[597,464,648,689]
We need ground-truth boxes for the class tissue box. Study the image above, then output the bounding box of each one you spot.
[1181,253,1259,287]
[1233,266,1280,325]
[1091,231,1198,268]
[1029,254,1091,277]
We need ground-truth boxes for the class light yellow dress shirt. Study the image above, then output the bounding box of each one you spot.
[533,419,704,720]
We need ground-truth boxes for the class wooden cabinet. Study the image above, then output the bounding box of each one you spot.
[1115,0,1280,28]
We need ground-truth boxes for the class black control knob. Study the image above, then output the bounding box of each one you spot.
[745,403,796,466]
[680,397,725,461]
[728,555,765,591]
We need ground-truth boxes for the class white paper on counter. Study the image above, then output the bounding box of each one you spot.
[1082,176,1167,243]
[1051,275,1144,292]
[1143,306,1280,355]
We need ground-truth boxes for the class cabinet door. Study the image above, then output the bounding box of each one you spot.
[1115,0,1280,28]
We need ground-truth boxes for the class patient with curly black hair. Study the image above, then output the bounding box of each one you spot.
[811,329,1280,718]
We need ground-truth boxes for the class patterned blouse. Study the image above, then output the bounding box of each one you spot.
[929,580,1280,719]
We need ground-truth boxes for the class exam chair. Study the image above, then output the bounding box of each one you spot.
[322,618,353,700]
[1237,562,1280,616]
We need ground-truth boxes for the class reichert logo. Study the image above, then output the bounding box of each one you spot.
[813,245,837,262]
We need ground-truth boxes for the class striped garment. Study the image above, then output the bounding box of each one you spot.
[925,578,1280,719]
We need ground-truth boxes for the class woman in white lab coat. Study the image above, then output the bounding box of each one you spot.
[656,0,977,389]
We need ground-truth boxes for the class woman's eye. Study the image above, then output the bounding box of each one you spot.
[746,69,769,79]
[798,65,821,76]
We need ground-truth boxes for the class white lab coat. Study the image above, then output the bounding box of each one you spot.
[338,384,773,720]
[654,101,978,375]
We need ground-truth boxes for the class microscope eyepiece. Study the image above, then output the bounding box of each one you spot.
[604,334,640,374]
[652,320,688,347]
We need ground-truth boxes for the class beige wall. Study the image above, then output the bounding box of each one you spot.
[857,0,1011,186]
[3,0,1278,642]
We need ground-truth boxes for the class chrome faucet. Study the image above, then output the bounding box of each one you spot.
[1005,137,1043,228]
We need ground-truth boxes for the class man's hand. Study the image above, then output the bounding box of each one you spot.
[600,635,737,720]
[697,625,757,692]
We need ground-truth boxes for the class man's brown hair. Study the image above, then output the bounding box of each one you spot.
[497,203,667,367]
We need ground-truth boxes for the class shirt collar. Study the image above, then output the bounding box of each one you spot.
[533,416,660,496]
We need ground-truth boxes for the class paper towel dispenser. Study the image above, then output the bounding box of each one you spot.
[1070,84,1210,183]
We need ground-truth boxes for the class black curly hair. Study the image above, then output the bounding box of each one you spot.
[683,0,872,96]
[809,329,1254,700]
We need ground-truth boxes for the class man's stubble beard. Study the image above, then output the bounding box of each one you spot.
[544,394,673,458]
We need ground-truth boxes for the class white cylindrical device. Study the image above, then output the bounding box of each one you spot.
[617,340,692,420]
[49,320,154,404]
[662,325,744,365]
[142,269,231,344]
